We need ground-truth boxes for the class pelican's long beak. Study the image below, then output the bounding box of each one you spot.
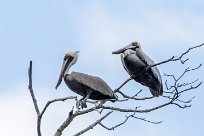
[112,43,135,54]
[55,56,73,89]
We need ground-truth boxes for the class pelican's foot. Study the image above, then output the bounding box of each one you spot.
[100,100,105,106]
[76,101,81,109]
[81,100,87,109]
[76,100,87,109]
[95,100,105,107]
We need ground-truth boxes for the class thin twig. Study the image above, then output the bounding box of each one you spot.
[148,43,204,68]
[118,90,154,101]
[100,112,162,131]
[41,96,77,117]
[73,111,113,136]
[114,77,132,93]
[28,61,42,136]
[28,61,40,115]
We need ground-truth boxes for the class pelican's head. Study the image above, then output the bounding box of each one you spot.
[55,51,79,89]
[112,41,141,54]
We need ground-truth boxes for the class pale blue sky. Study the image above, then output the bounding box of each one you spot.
[0,0,204,136]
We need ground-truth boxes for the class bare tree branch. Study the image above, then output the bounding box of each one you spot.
[28,44,203,136]
[28,61,42,136]
[41,96,77,118]
[73,111,113,136]
[148,43,204,68]
[100,112,162,131]
[71,93,177,114]
[28,61,77,136]
[114,77,132,93]
[53,102,108,136]
[54,108,75,136]
[117,90,154,101]
[178,82,202,94]
[28,61,40,115]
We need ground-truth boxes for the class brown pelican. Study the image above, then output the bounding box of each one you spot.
[112,41,163,97]
[55,51,117,108]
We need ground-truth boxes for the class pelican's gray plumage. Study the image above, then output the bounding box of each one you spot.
[55,51,117,108]
[112,41,163,97]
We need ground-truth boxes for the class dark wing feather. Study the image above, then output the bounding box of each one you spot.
[136,48,163,96]
[136,48,162,83]
[71,72,115,97]
[135,48,155,66]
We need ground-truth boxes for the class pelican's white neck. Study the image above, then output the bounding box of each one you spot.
[64,54,78,75]
[65,64,71,75]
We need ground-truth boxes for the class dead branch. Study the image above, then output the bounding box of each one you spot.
[28,61,77,136]
[100,112,162,131]
[71,90,177,115]
[41,96,77,118]
[114,77,132,93]
[54,108,75,136]
[28,61,40,115]
[148,43,204,67]
[117,90,154,101]
[28,44,203,136]
[73,111,113,136]
[53,105,105,136]
[28,61,41,136]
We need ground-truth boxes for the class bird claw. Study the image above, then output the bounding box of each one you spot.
[98,101,104,106]
[76,101,81,109]
[76,100,87,109]
[81,101,87,109]
[95,100,104,107]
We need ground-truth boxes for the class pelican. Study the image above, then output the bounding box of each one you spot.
[112,41,163,97]
[55,51,117,108]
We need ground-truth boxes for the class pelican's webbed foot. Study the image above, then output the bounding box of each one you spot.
[76,101,81,109]
[76,91,92,109]
[98,100,105,106]
[76,100,87,109]
[81,101,87,109]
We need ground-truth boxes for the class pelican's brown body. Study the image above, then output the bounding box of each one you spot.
[113,42,163,97]
[55,51,117,108]
[64,72,116,100]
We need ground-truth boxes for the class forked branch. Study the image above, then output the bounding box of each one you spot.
[28,44,203,136]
